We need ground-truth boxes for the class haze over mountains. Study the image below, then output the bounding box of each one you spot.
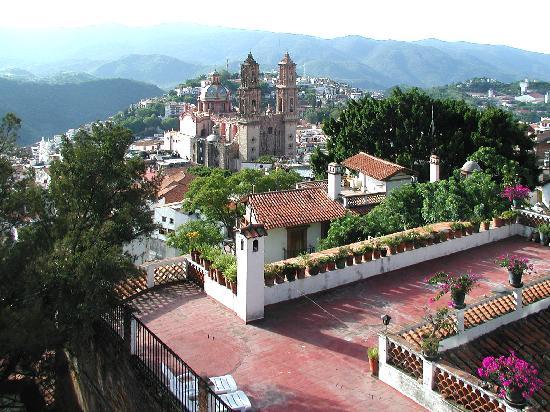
[1,24,550,89]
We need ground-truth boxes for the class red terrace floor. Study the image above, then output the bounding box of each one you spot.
[131,237,550,412]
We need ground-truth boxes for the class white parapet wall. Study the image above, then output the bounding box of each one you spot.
[264,224,524,306]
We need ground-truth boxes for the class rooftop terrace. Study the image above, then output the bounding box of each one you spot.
[130,237,550,411]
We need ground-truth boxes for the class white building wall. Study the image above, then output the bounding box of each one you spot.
[360,172,386,193]
[386,175,412,194]
[264,228,287,263]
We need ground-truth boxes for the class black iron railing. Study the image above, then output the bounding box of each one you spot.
[103,307,231,412]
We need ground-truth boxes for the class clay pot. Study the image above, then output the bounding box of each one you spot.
[217,273,226,286]
[373,250,381,259]
[296,268,306,279]
[264,277,275,287]
[346,255,354,266]
[369,358,379,376]
[481,221,490,231]
[353,254,362,264]
[493,217,504,228]
[363,252,372,261]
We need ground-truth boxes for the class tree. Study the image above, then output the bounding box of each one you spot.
[0,113,21,154]
[0,122,158,406]
[184,168,302,235]
[468,146,521,186]
[167,220,223,254]
[315,88,536,184]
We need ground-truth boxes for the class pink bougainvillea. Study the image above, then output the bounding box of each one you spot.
[478,352,543,400]
[500,185,530,202]
[495,254,533,276]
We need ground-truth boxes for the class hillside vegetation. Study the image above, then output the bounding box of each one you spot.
[0,78,162,145]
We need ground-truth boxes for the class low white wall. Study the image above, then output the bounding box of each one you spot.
[264,224,523,306]
[188,261,240,314]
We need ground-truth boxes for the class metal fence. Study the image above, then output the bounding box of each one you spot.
[103,307,231,412]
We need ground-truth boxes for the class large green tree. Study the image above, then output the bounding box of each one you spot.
[314,88,536,185]
[0,121,158,407]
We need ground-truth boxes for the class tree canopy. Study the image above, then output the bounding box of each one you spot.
[312,88,536,185]
[0,119,158,406]
[184,167,302,234]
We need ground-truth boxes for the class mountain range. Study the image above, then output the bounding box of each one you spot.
[0,78,162,145]
[1,24,550,89]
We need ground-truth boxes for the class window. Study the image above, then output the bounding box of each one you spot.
[251,147,255,152]
[268,127,273,134]
[169,218,174,224]
[161,216,166,222]
[253,239,258,252]
[240,239,244,250]
[290,98,294,112]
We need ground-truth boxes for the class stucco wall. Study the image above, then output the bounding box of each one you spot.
[263,223,323,263]
[264,224,523,306]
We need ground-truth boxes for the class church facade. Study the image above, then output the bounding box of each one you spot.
[163,52,297,170]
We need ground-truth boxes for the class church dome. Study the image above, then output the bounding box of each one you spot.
[461,160,482,173]
[200,84,229,101]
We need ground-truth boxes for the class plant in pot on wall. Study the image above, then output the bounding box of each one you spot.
[402,232,416,251]
[283,262,299,282]
[421,307,455,361]
[500,210,518,225]
[351,246,363,264]
[495,254,533,288]
[426,271,481,309]
[224,263,238,294]
[272,264,285,284]
[500,184,530,209]
[295,257,307,279]
[538,223,550,246]
[367,346,379,376]
[300,254,320,276]
[469,218,481,233]
[357,242,374,262]
[264,264,277,286]
[477,351,543,408]
[482,219,491,230]
[450,222,464,238]
[334,247,350,269]
[383,236,401,255]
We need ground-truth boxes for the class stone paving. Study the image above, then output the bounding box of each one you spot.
[131,237,550,411]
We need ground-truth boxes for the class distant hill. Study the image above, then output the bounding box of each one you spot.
[0,78,162,145]
[1,24,550,89]
[93,54,205,88]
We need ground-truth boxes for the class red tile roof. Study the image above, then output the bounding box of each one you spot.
[247,188,347,230]
[343,152,414,181]
[157,167,196,204]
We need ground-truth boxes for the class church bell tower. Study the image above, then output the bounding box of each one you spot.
[238,53,262,117]
[276,52,298,157]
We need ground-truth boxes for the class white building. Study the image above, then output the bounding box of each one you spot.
[164,102,187,118]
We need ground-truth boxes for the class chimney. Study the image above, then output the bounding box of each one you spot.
[429,155,440,182]
[327,162,342,200]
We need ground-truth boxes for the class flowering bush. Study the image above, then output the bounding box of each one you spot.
[477,352,543,400]
[426,271,481,307]
[495,255,533,276]
[500,184,530,202]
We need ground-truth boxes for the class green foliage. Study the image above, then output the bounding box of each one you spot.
[0,77,163,145]
[316,88,536,185]
[183,168,301,234]
[166,220,223,254]
[0,122,157,387]
[367,346,379,360]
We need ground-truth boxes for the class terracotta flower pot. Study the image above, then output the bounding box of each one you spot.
[318,263,327,273]
[229,280,237,294]
[481,221,490,230]
[427,238,434,246]
[397,243,405,253]
[217,273,226,286]
[327,261,336,271]
[265,277,275,287]
[353,254,362,264]
[388,246,397,255]
[363,252,372,261]
[346,255,354,266]
[373,250,381,259]
[454,230,462,238]
[447,231,455,239]
[466,227,473,235]
[369,358,379,376]
[493,217,503,228]
[296,268,306,279]
[275,274,285,284]
[405,242,414,251]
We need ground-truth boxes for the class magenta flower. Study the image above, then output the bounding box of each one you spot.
[500,185,530,202]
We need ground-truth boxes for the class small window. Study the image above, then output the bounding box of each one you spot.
[161,216,166,222]
[253,239,259,252]
[268,127,273,134]
[169,218,174,224]
[240,239,244,250]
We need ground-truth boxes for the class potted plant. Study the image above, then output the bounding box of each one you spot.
[538,223,550,246]
[273,264,285,284]
[477,351,543,408]
[417,232,430,247]
[379,243,388,257]
[482,219,491,231]
[493,215,504,228]
[402,232,416,251]
[224,263,238,294]
[296,260,307,279]
[500,210,518,225]
[264,264,276,286]
[372,242,382,259]
[367,346,379,376]
[463,222,473,235]
[495,254,533,287]
[470,218,481,233]
[358,243,373,261]
[317,255,330,273]
[450,222,464,238]
[326,255,337,271]
[352,246,363,264]
[284,262,299,281]
[395,234,406,253]
[334,247,349,269]
[384,236,400,255]
[426,271,481,309]
[500,184,530,209]
[421,307,454,361]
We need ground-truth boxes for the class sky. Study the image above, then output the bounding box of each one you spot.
[1,0,549,54]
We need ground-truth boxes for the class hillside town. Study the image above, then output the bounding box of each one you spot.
[2,46,550,412]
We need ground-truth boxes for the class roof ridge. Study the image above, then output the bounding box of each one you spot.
[358,151,405,169]
[249,187,320,197]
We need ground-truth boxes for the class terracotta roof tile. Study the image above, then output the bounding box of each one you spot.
[247,188,347,230]
[157,167,196,204]
[342,152,414,181]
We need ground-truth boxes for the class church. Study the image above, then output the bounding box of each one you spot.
[163,52,298,170]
